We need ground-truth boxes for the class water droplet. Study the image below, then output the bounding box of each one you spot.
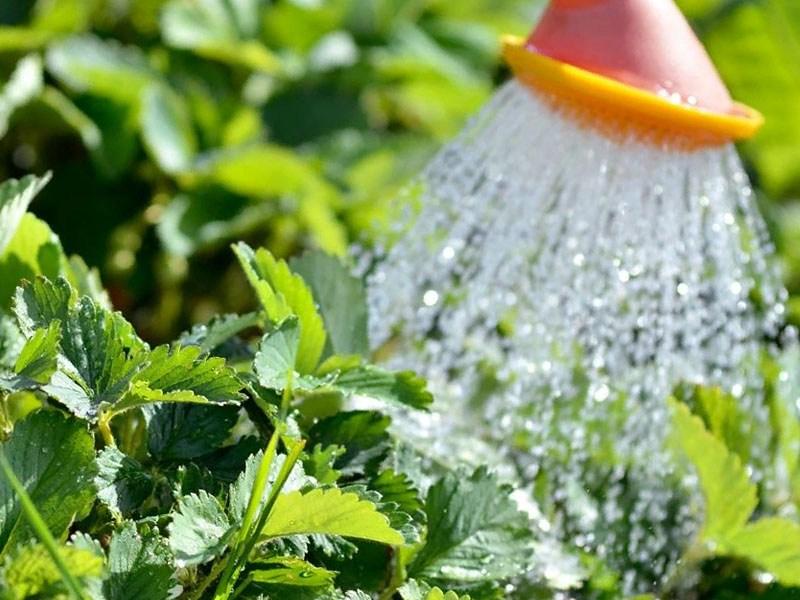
[365,80,783,592]
[593,384,610,402]
[422,290,439,306]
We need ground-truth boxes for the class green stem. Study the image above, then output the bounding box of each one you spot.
[97,412,116,447]
[214,438,306,600]
[246,439,306,553]
[229,574,254,600]
[279,370,293,421]
[212,429,282,600]
[238,430,281,548]
[0,394,11,439]
[0,450,90,600]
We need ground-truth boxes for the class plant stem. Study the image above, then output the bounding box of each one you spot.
[97,412,115,447]
[229,574,254,600]
[0,450,90,600]
[246,438,306,552]
[279,370,293,421]
[213,438,306,600]
[212,429,281,600]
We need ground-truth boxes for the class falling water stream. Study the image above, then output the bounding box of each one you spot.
[364,81,786,592]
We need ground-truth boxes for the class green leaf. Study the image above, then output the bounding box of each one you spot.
[114,344,244,416]
[0,542,103,598]
[0,322,61,394]
[307,411,391,477]
[303,444,344,486]
[156,192,272,258]
[140,83,198,175]
[690,386,752,464]
[408,467,533,585]
[204,150,347,255]
[13,321,60,386]
[95,447,154,517]
[701,1,800,197]
[0,315,24,371]
[46,35,157,104]
[253,318,333,393]
[12,277,72,334]
[370,469,424,522]
[179,311,260,355]
[669,399,757,543]
[0,173,51,256]
[290,252,370,357]
[723,517,800,587]
[29,0,98,34]
[399,580,472,600]
[14,278,147,421]
[145,403,240,461]
[0,410,97,553]
[161,0,280,73]
[343,483,419,545]
[64,255,111,309]
[333,365,433,410]
[254,318,301,390]
[248,556,336,587]
[103,522,177,600]
[14,278,242,420]
[233,243,326,373]
[39,86,102,151]
[0,214,65,310]
[201,146,324,199]
[259,488,404,546]
[168,490,234,567]
[0,55,44,139]
[228,451,312,524]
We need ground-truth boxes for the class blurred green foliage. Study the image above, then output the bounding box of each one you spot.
[0,0,539,342]
[1,0,800,342]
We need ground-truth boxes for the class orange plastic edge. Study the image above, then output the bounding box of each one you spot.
[502,35,764,146]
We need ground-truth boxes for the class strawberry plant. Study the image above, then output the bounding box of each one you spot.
[0,173,538,600]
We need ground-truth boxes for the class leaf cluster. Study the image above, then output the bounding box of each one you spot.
[0,175,535,600]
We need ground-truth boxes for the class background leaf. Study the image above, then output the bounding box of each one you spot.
[290,251,370,357]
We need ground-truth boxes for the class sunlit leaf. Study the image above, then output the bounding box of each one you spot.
[669,399,757,543]
[260,487,404,545]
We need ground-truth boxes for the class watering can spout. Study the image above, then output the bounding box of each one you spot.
[502,0,764,146]
[530,0,731,112]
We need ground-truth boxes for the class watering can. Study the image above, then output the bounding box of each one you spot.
[502,0,763,146]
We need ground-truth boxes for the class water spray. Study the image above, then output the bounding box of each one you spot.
[365,0,785,591]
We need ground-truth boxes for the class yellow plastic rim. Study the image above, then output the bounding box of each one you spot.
[502,35,764,145]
